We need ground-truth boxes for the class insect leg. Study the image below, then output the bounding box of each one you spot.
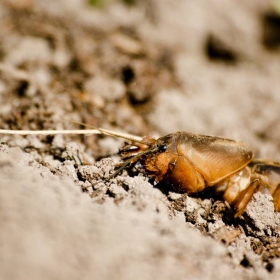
[249,160,280,212]
[273,186,280,211]
[233,178,260,218]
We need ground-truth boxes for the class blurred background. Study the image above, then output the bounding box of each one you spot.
[1,0,280,160]
[1,1,280,280]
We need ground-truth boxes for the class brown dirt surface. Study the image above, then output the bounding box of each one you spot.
[1,0,280,279]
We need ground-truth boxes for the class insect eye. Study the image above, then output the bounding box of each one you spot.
[158,145,167,152]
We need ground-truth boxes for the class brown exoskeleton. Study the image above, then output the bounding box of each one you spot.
[111,131,280,217]
[1,127,280,217]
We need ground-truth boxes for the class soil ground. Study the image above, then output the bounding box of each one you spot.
[1,1,280,279]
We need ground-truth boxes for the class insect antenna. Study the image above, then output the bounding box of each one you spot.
[63,119,151,145]
[105,146,158,181]
[63,119,158,181]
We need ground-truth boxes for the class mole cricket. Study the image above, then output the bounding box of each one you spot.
[1,125,280,218]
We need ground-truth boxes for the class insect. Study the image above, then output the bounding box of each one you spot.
[1,126,280,217]
[109,131,280,218]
